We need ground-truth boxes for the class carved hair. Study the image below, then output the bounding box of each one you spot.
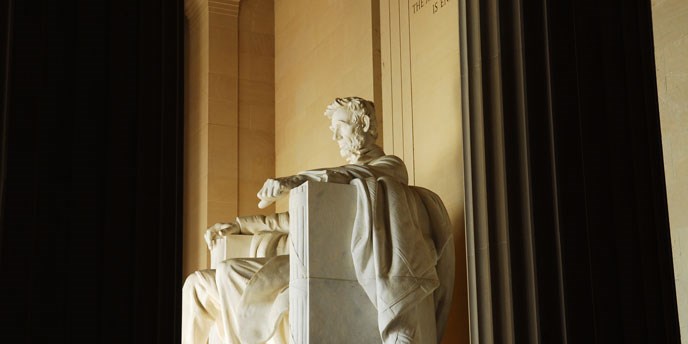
[323,97,378,140]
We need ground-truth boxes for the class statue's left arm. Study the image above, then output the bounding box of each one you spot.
[234,212,290,234]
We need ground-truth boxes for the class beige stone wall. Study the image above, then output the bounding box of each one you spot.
[652,0,688,338]
[274,0,377,213]
[379,0,467,342]
[238,0,275,216]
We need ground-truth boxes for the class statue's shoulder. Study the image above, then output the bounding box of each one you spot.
[372,154,404,164]
[368,155,409,184]
[369,155,406,169]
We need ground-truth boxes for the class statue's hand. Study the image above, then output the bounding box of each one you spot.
[204,222,238,250]
[257,178,288,209]
[257,175,307,208]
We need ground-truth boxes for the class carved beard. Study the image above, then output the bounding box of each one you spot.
[339,130,367,164]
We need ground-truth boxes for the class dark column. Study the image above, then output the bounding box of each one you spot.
[460,0,680,342]
[0,1,184,343]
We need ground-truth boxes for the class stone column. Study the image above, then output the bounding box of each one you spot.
[184,0,241,276]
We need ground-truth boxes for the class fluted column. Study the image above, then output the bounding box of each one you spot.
[460,0,680,342]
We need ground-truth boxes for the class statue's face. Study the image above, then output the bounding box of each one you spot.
[330,108,356,142]
[329,108,365,162]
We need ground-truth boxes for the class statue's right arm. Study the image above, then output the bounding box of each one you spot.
[255,157,403,208]
[256,175,308,208]
[256,168,358,208]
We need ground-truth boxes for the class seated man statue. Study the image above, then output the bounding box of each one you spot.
[182,97,454,344]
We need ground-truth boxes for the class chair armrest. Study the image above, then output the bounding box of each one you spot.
[210,232,289,269]
[210,234,253,269]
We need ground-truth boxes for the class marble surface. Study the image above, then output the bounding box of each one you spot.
[209,235,253,344]
[289,181,380,344]
[210,235,253,268]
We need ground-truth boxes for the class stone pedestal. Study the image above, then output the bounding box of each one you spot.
[288,182,380,344]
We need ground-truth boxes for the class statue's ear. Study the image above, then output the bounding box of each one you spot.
[362,115,371,133]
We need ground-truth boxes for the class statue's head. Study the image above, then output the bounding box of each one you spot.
[324,97,378,164]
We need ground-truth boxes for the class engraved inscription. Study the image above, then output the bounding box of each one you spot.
[411,0,431,13]
[412,0,450,14]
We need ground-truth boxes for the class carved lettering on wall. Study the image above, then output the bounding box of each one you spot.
[411,0,431,13]
[412,0,450,14]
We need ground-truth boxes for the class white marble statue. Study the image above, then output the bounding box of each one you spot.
[182,97,454,344]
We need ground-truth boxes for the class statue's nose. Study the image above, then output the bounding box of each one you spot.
[332,130,340,140]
